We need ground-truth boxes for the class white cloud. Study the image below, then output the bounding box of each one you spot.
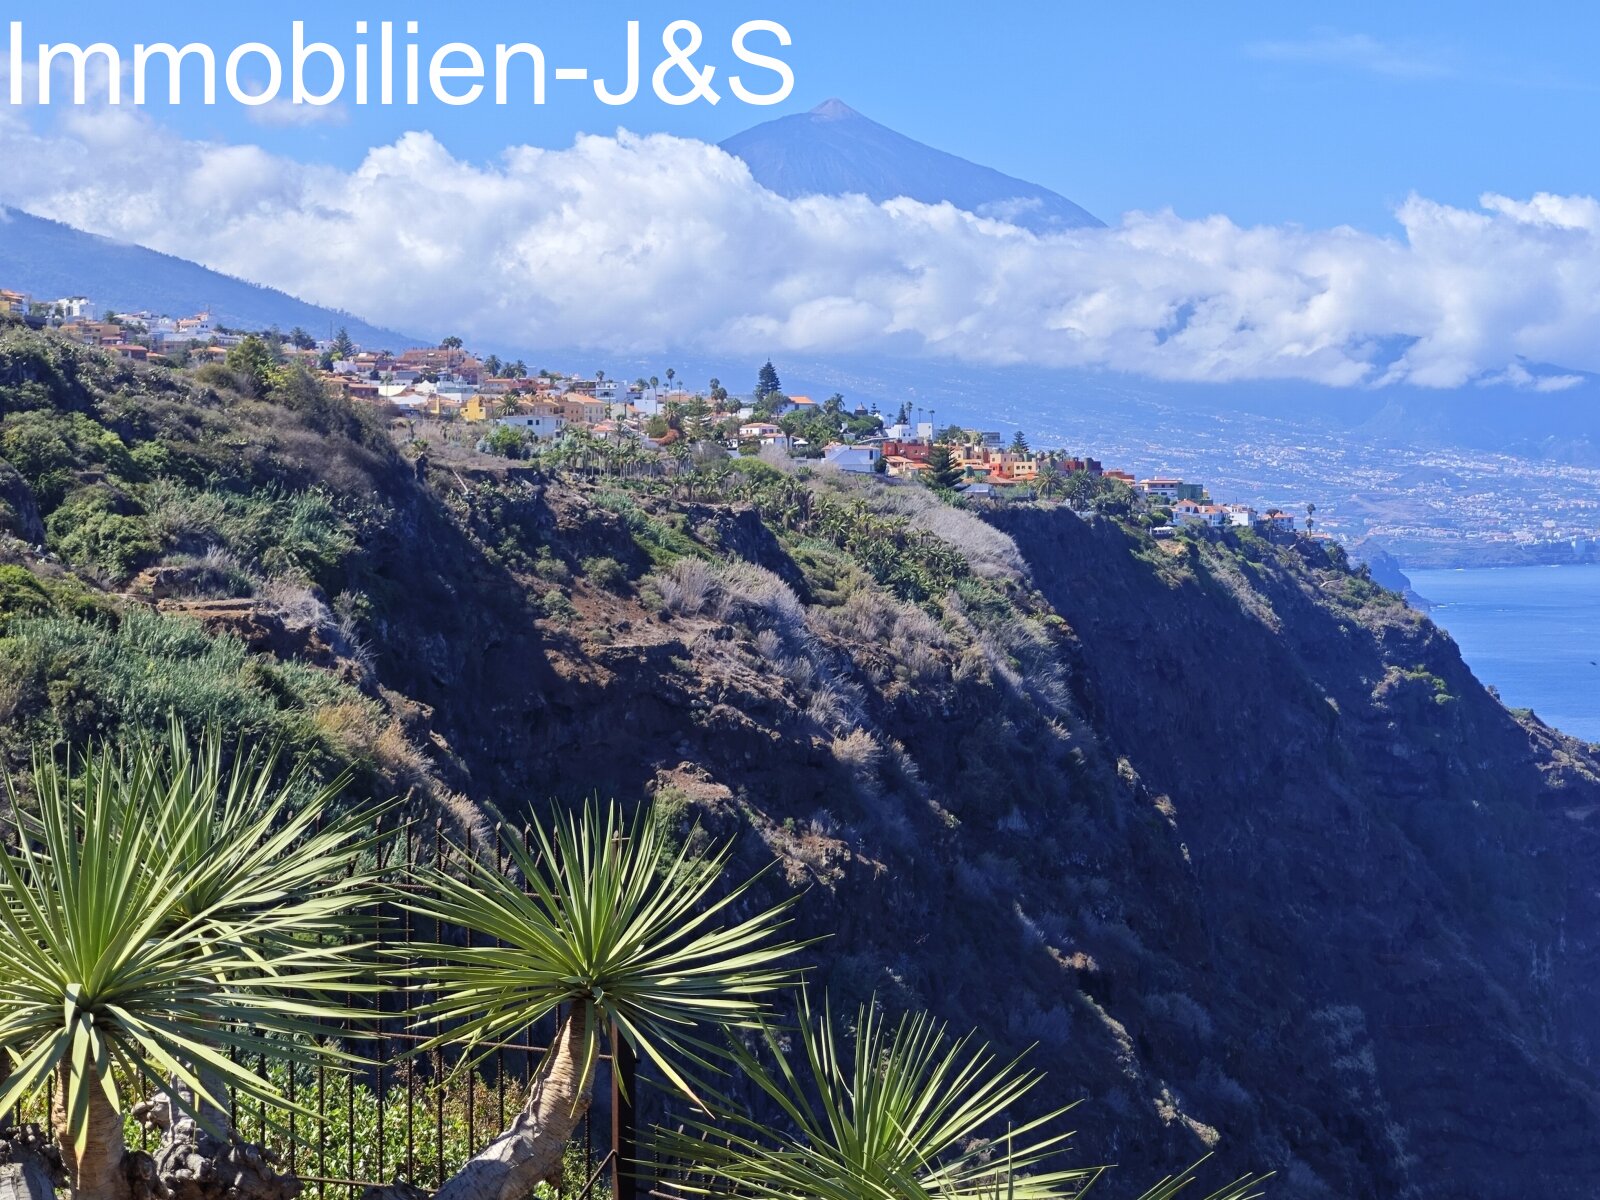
[246,99,352,128]
[1245,30,1452,80]
[1,110,1599,390]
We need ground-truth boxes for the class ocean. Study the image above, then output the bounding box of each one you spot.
[1407,565,1600,744]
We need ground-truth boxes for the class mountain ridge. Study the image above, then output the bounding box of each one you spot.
[0,206,421,348]
[722,99,1104,233]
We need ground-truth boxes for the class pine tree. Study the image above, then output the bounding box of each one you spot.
[330,327,355,359]
[225,335,277,397]
[1011,430,1030,454]
[756,360,782,400]
[926,443,962,490]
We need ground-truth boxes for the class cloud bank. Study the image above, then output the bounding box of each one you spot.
[2,107,1598,389]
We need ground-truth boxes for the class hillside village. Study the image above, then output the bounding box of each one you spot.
[1,286,1317,540]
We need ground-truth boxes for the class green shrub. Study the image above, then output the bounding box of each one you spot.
[538,590,577,622]
[533,549,572,585]
[0,410,137,509]
[0,607,362,757]
[142,480,355,585]
[46,488,158,579]
[247,1062,595,1198]
[580,555,628,592]
[0,564,53,632]
[484,425,528,459]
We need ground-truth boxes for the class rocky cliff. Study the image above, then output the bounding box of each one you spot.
[4,323,1600,1198]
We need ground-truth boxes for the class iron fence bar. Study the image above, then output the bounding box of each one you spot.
[346,889,357,1185]
[0,817,639,1200]
[611,1026,636,1200]
[433,818,445,1189]
[317,1035,328,1200]
[404,820,417,1186]
[494,823,507,1139]
[572,1150,618,1200]
[375,810,389,1188]
[287,1032,297,1177]
[463,824,475,1160]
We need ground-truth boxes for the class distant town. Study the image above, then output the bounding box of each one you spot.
[0,285,1329,541]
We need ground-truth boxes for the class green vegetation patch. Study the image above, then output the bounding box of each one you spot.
[0,606,370,762]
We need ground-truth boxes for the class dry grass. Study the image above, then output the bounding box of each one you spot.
[831,728,883,772]
[656,559,717,617]
[653,558,805,631]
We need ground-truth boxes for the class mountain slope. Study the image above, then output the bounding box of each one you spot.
[0,207,420,347]
[6,322,1600,1196]
[722,99,1103,233]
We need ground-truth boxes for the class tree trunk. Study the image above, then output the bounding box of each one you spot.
[130,1063,301,1200]
[430,1006,593,1200]
[53,1062,131,1200]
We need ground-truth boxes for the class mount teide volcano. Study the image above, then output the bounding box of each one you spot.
[722,98,1103,233]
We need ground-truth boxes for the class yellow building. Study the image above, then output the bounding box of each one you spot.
[0,289,29,317]
[561,396,609,427]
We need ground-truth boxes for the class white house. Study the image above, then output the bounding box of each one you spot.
[45,296,96,320]
[823,443,881,474]
[434,379,476,404]
[496,411,566,440]
[1137,477,1186,502]
[1172,500,1227,528]
[1224,504,1256,527]
[739,422,791,451]
[1260,510,1297,533]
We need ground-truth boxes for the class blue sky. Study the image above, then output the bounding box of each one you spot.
[8,1,1600,385]
[13,0,1600,231]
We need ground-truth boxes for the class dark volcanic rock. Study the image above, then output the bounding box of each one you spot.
[0,459,44,544]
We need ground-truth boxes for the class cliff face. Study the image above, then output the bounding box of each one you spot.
[351,472,1600,1198]
[6,327,1600,1198]
[989,510,1600,1197]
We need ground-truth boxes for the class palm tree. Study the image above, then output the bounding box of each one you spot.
[404,799,807,1200]
[656,996,1268,1200]
[0,730,380,1200]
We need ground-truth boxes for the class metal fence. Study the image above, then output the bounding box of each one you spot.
[9,815,659,1200]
